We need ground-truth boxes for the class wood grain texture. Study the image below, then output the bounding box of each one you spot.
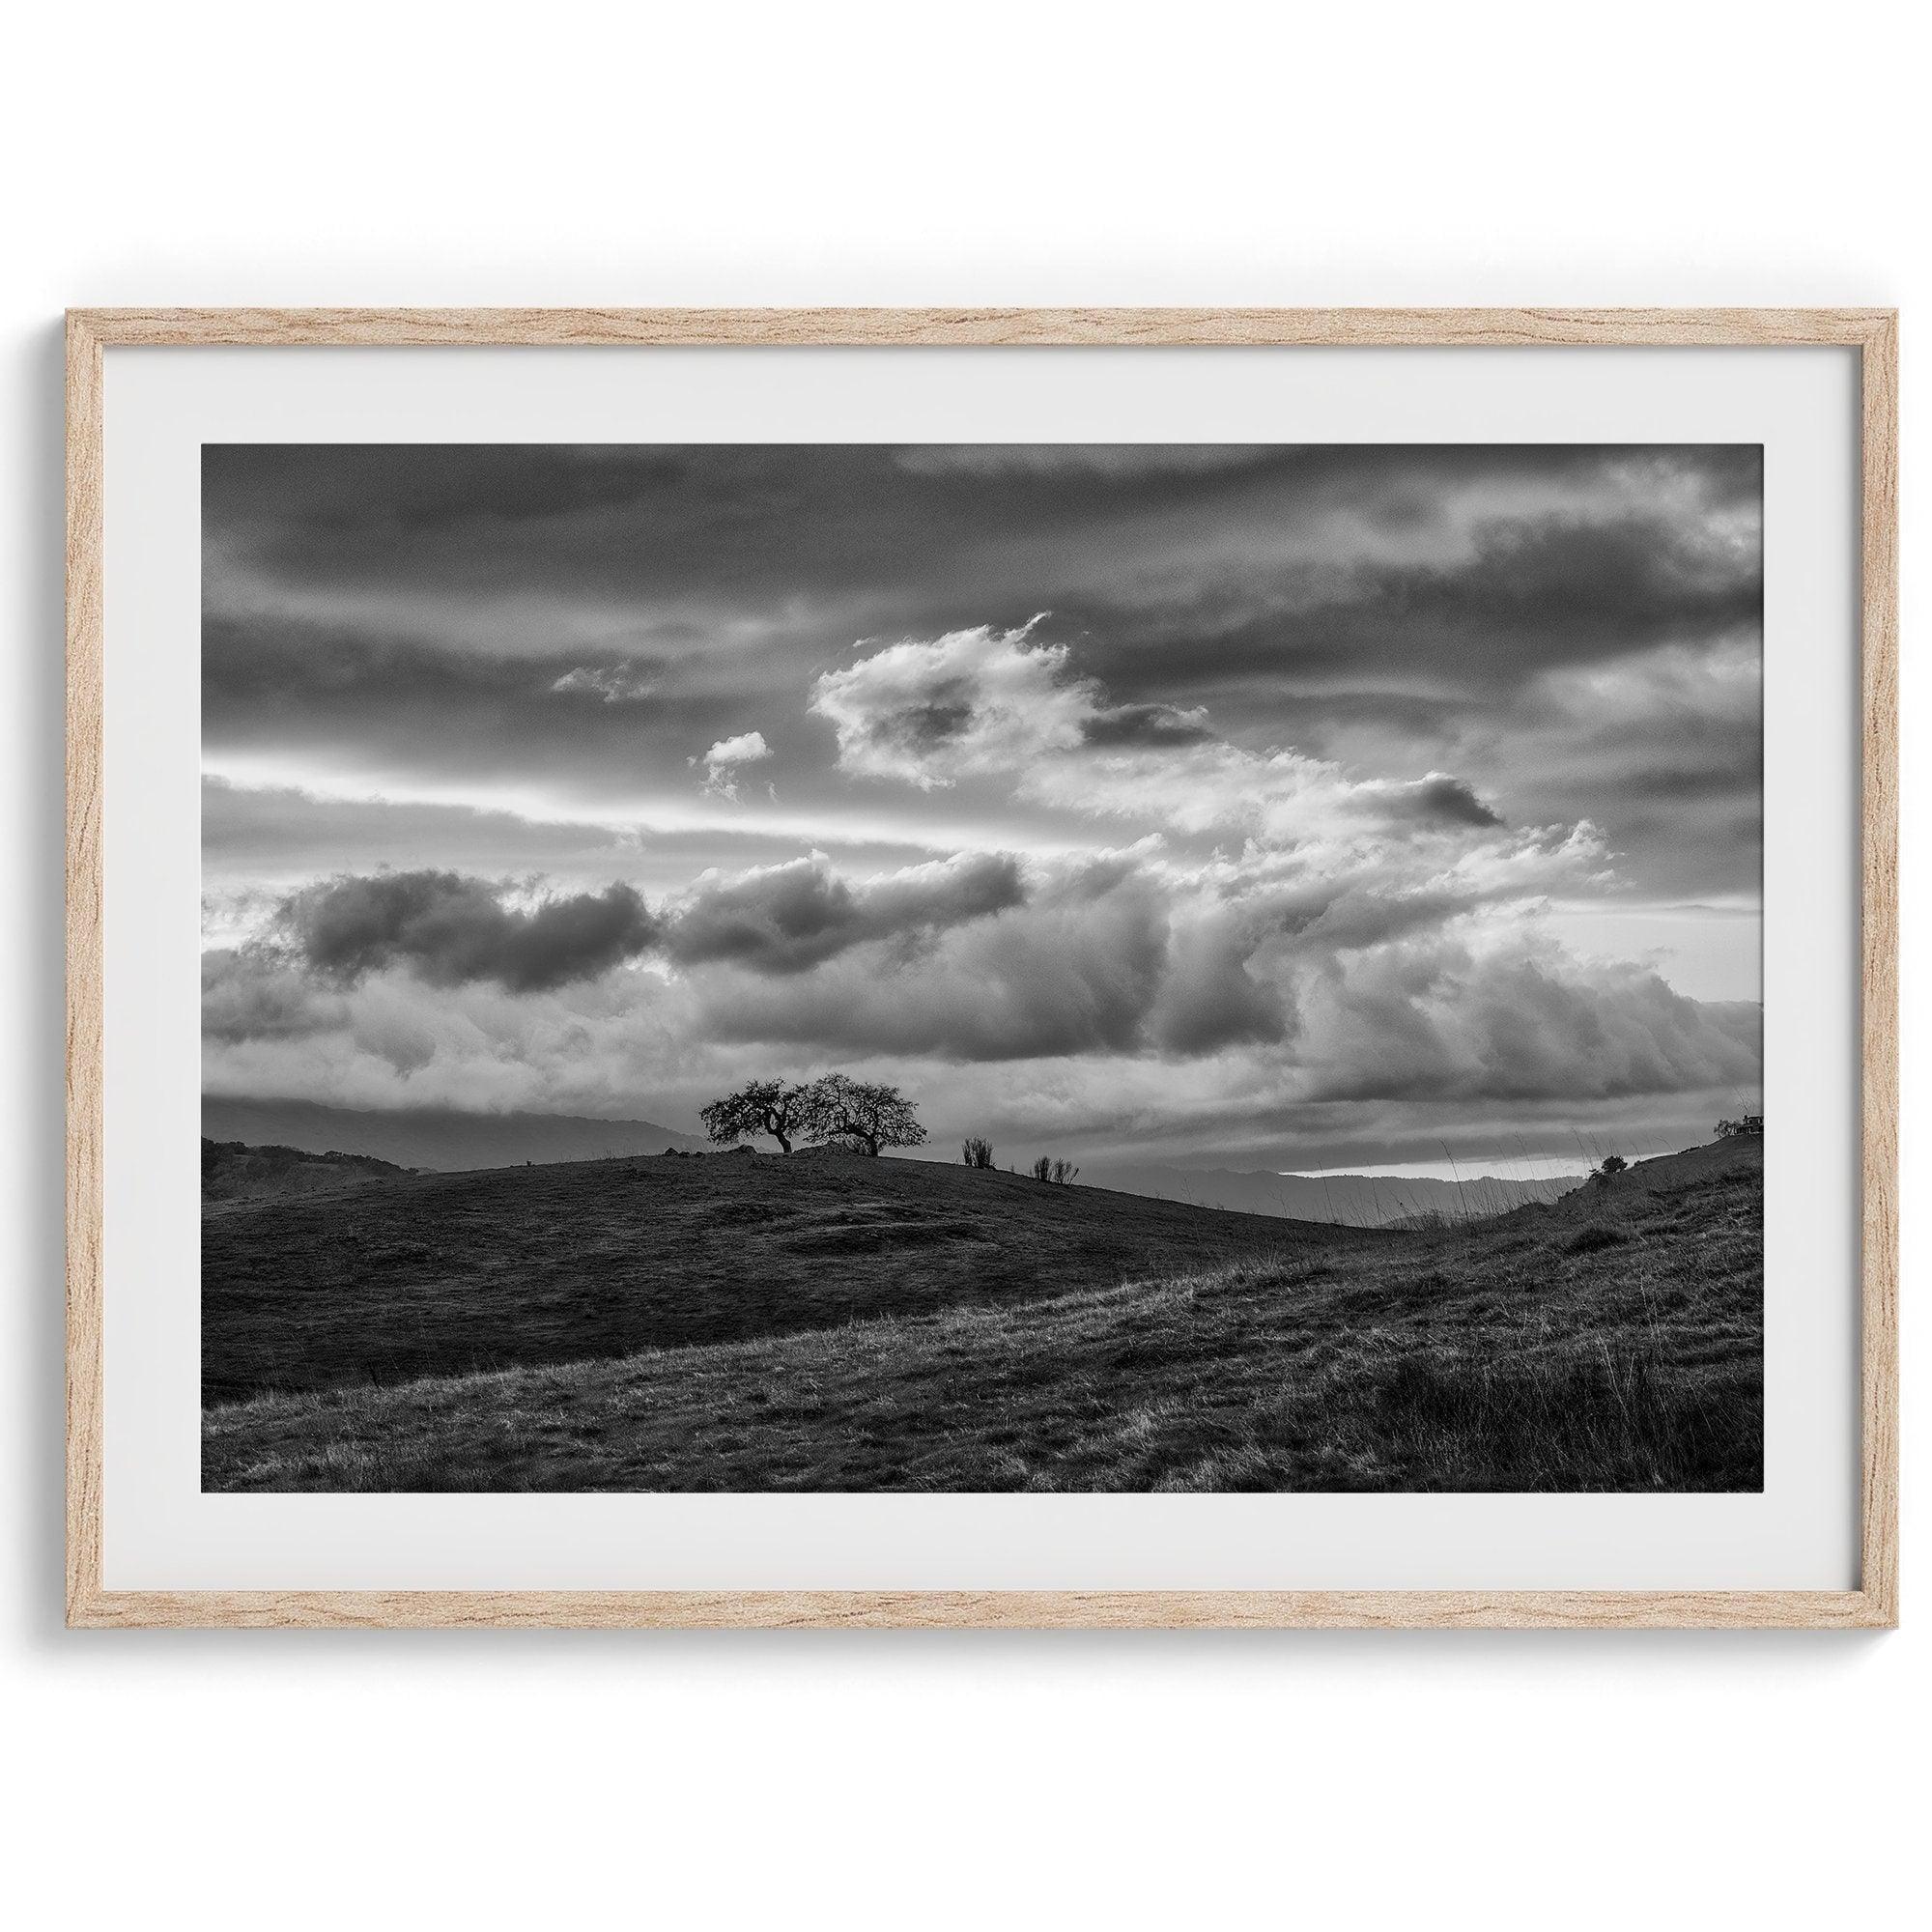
[66,305,1896,349]
[65,313,104,1631]
[63,308,1900,1631]
[1858,313,1901,1628]
[62,1588,1896,1632]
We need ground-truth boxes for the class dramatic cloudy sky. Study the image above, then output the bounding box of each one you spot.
[202,443,1762,1169]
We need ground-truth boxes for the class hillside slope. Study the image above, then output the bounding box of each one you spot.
[1530,1132,1761,1221]
[203,1137,410,1206]
[204,1152,1370,1405]
[205,1139,1760,1492]
[201,1097,705,1169]
[1086,1162,1577,1225]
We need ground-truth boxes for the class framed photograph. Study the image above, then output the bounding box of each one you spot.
[66,308,1896,1629]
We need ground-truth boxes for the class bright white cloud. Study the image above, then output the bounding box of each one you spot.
[810,620,1090,790]
[810,624,1590,902]
[702,731,772,768]
[694,729,773,800]
[210,620,1710,1147]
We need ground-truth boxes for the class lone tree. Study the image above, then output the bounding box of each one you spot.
[809,1073,926,1157]
[962,1136,994,1169]
[1596,1153,1629,1178]
[699,1078,817,1154]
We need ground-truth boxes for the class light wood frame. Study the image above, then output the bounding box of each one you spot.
[65,307,1899,1631]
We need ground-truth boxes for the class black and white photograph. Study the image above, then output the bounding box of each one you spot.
[199,441,1765,1493]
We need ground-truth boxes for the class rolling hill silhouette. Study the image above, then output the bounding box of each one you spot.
[201,1096,704,1170]
[202,1149,1371,1406]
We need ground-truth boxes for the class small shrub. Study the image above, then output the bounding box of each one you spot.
[1031,1155,1079,1184]
[961,1137,995,1169]
[1596,1153,1628,1177]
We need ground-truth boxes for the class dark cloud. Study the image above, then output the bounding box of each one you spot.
[201,617,733,794]
[204,446,1758,708]
[204,444,692,536]
[685,859,1290,1064]
[201,948,345,1042]
[282,870,661,992]
[252,852,1031,1008]
[203,442,1762,1163]
[1075,509,1760,706]
[1300,944,1762,1106]
[1385,509,1760,661]
[1079,703,1216,749]
[1149,914,1293,1055]
[206,443,1750,586]
[892,697,977,749]
[202,617,651,720]
[1362,776,1503,830]
[666,852,1025,976]
[697,876,1172,1062]
[205,445,1761,903]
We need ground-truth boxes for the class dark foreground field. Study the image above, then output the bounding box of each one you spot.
[204,1150,1367,1404]
[203,1136,1762,1492]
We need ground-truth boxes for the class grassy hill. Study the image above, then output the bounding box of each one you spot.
[203,1137,411,1206]
[1532,1135,1759,1221]
[203,1135,1761,1492]
[203,1150,1370,1406]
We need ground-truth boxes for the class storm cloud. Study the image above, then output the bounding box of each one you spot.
[203,442,1763,1165]
[667,851,1026,976]
[281,870,661,992]
[257,849,1033,997]
[1359,776,1503,830]
[691,861,1177,1062]
[203,446,1761,900]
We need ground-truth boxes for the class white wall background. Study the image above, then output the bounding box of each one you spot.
[2,5,1920,1926]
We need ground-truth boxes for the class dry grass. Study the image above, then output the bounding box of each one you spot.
[202,1151,1368,1406]
[203,1139,1762,1493]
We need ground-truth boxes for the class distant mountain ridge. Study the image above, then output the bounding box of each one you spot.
[201,1097,705,1171]
[1084,1162,1578,1227]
